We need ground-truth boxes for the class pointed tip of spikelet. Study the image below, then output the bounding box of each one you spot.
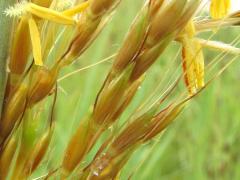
[4,1,28,18]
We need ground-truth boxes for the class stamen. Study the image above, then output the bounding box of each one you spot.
[210,0,231,19]
[179,20,205,95]
[63,1,89,17]
[28,3,76,25]
[28,17,43,66]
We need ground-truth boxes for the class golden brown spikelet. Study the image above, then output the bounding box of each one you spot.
[109,75,144,121]
[88,0,120,18]
[112,5,150,74]
[27,64,60,107]
[82,148,134,180]
[24,127,53,176]
[110,106,158,154]
[0,84,28,144]
[62,117,93,177]
[93,64,133,124]
[146,0,187,47]
[9,17,31,75]
[143,102,185,141]
[0,136,18,180]
[1,0,239,179]
[60,0,121,66]
[60,15,101,66]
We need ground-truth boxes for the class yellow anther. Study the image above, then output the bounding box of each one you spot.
[210,0,231,19]
[28,17,43,66]
[180,20,205,95]
[28,3,76,25]
[5,1,80,66]
[63,1,89,17]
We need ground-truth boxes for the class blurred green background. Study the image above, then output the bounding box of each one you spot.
[35,0,240,179]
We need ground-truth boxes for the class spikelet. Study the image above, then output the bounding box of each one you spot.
[143,102,186,141]
[112,4,150,74]
[93,64,133,124]
[10,109,38,180]
[0,136,18,179]
[60,0,121,66]
[82,148,134,179]
[88,0,120,18]
[9,17,31,75]
[27,64,60,107]
[62,117,92,177]
[24,127,53,176]
[131,0,201,82]
[0,84,28,144]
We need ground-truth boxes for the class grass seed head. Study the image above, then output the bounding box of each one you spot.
[111,105,158,155]
[4,1,28,18]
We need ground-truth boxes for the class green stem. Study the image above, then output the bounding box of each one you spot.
[0,0,15,118]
